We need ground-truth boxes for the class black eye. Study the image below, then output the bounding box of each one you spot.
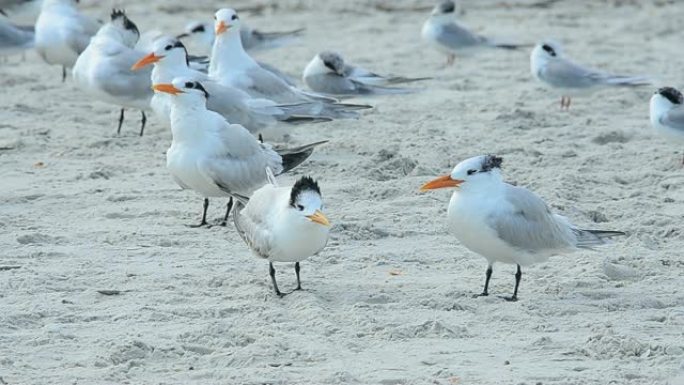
[192,25,205,33]
[297,204,304,211]
[185,82,193,88]
[467,169,477,175]
[231,14,238,20]
[164,45,172,51]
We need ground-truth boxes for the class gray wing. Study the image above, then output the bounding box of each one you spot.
[97,47,152,100]
[204,81,277,133]
[539,58,606,89]
[0,19,33,52]
[257,60,297,86]
[436,22,486,49]
[487,185,576,253]
[661,108,684,133]
[305,73,361,95]
[233,198,273,259]
[65,14,101,54]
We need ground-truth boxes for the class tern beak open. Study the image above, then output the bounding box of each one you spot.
[307,210,330,227]
[215,21,229,35]
[420,175,464,191]
[152,83,183,95]
[131,53,162,70]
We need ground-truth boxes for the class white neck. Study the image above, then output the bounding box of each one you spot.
[169,97,211,143]
[151,56,187,83]
[650,94,675,127]
[209,29,255,78]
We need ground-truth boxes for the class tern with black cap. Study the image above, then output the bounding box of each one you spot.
[650,86,684,164]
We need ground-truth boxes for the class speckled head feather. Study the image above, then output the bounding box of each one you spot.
[481,155,503,172]
[319,51,344,74]
[437,0,455,14]
[657,87,683,105]
[290,176,321,207]
[111,9,139,36]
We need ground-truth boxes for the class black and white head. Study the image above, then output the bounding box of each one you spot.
[152,77,210,100]
[289,176,329,227]
[656,87,683,105]
[318,51,344,75]
[110,9,140,46]
[532,41,563,60]
[421,155,503,191]
[148,36,189,67]
[178,21,213,45]
[431,0,455,17]
[214,8,241,37]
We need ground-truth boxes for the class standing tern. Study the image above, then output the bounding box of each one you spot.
[153,77,327,227]
[233,174,329,297]
[34,0,100,81]
[421,155,625,301]
[649,87,684,164]
[131,36,331,133]
[303,51,430,96]
[72,9,150,136]
[422,0,523,66]
[530,41,650,110]
[209,8,370,118]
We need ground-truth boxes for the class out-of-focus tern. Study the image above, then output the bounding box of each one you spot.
[303,51,430,96]
[234,174,329,297]
[422,0,522,66]
[530,41,650,110]
[650,87,684,165]
[178,20,304,54]
[0,18,33,56]
[72,10,151,136]
[34,0,100,81]
[209,8,370,118]
[153,77,327,227]
[131,36,332,133]
[421,155,625,301]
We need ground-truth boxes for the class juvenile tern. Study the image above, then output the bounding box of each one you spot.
[34,0,100,81]
[303,51,430,96]
[72,9,150,136]
[234,174,329,297]
[530,41,650,110]
[154,77,327,227]
[649,87,684,164]
[0,18,33,56]
[421,155,625,301]
[132,36,331,133]
[209,8,370,118]
[422,0,522,66]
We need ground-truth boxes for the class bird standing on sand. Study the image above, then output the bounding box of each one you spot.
[649,87,684,165]
[153,77,327,227]
[233,174,330,297]
[421,155,625,301]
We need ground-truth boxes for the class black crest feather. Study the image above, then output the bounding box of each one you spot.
[290,176,321,207]
[481,155,503,172]
[110,9,125,21]
[111,9,139,36]
[658,87,683,105]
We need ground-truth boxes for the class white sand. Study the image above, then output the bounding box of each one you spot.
[1,0,683,384]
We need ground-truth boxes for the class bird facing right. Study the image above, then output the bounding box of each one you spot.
[233,175,330,297]
[649,87,684,165]
[420,155,625,301]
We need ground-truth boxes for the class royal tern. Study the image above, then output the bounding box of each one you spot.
[0,18,33,56]
[132,36,331,133]
[421,155,625,301]
[649,87,684,164]
[422,0,522,66]
[153,77,327,227]
[233,174,329,297]
[72,9,151,136]
[178,20,304,54]
[34,0,100,81]
[303,51,430,96]
[530,41,650,110]
[209,8,370,118]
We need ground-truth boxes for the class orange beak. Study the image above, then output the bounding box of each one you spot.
[131,53,162,71]
[215,21,229,35]
[420,175,464,192]
[152,83,183,95]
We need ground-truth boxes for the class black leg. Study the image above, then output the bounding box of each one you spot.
[139,111,146,136]
[476,264,493,297]
[269,262,284,297]
[505,265,522,302]
[62,66,66,82]
[188,198,209,227]
[117,108,125,135]
[294,262,302,290]
[258,134,263,143]
[220,197,233,226]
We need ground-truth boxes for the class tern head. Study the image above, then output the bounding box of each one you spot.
[421,155,503,192]
[317,51,345,74]
[430,0,456,20]
[289,176,330,227]
[178,21,213,45]
[532,41,562,61]
[650,87,683,121]
[214,8,241,37]
[132,36,188,70]
[153,77,210,100]
[654,87,683,106]
[110,9,140,47]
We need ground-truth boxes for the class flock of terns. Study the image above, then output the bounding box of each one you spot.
[1,0,682,299]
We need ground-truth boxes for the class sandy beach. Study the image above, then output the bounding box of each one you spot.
[1,0,683,384]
